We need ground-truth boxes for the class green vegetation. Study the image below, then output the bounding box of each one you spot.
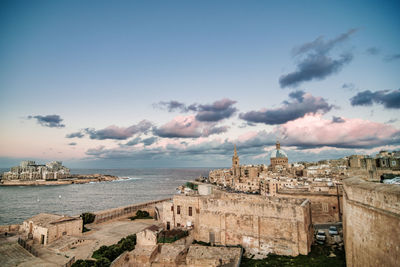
[240,245,345,267]
[80,212,96,232]
[129,210,152,220]
[71,258,110,267]
[71,259,96,267]
[185,181,198,190]
[158,229,189,243]
[72,234,136,267]
[92,234,137,262]
[81,212,96,225]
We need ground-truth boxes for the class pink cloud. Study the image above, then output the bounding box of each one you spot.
[277,114,400,148]
[154,115,228,138]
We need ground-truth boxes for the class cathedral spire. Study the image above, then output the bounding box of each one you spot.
[234,144,237,156]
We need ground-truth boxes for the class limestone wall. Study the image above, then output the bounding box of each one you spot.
[277,191,342,224]
[0,224,20,233]
[164,192,313,256]
[92,198,171,224]
[47,219,82,244]
[343,178,400,267]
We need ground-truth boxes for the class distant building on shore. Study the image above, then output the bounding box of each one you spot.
[2,160,70,181]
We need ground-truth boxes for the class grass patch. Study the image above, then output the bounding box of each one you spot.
[240,244,345,267]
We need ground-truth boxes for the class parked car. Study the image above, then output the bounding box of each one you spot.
[329,226,339,235]
[316,230,326,241]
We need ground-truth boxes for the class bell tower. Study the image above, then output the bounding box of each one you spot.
[232,144,240,177]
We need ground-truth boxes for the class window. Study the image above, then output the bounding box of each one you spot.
[189,207,192,216]
[167,221,170,230]
[177,205,181,215]
[322,203,329,212]
[177,223,181,227]
[171,205,174,212]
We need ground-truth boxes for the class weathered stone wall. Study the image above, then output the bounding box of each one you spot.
[47,218,82,244]
[92,198,171,224]
[343,178,400,267]
[163,192,312,256]
[277,191,343,224]
[0,224,20,233]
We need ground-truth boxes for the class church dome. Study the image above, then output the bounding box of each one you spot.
[270,141,288,158]
[270,149,288,158]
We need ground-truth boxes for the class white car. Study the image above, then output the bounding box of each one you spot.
[316,230,326,241]
[329,226,339,235]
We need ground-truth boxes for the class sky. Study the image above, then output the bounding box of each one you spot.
[0,0,399,168]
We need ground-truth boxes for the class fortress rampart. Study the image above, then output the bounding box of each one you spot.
[343,178,400,267]
[91,198,171,224]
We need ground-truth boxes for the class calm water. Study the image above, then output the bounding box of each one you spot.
[0,168,210,225]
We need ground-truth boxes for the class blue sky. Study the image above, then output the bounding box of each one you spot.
[0,0,399,168]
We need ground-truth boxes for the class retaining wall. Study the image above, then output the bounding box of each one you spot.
[92,198,171,224]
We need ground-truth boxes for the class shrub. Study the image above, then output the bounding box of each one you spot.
[92,234,136,262]
[185,182,198,190]
[129,210,152,220]
[71,259,96,267]
[81,212,96,225]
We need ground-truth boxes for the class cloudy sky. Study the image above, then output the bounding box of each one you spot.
[1,0,399,168]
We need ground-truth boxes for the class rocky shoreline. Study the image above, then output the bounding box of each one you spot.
[0,174,120,186]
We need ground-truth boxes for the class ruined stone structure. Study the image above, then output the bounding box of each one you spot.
[2,160,70,181]
[162,189,313,257]
[112,225,242,267]
[22,213,82,245]
[342,178,400,267]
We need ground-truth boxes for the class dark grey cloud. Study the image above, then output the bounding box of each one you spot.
[142,137,158,146]
[386,118,398,124]
[332,116,345,123]
[153,101,197,113]
[280,29,356,88]
[342,83,356,90]
[85,120,153,140]
[195,99,237,122]
[66,131,84,138]
[384,54,400,62]
[27,114,65,128]
[154,99,237,122]
[124,137,142,146]
[153,115,229,139]
[350,89,400,109]
[366,47,380,55]
[68,142,77,146]
[239,91,333,125]
[122,136,158,146]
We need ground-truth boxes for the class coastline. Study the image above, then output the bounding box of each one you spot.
[0,174,120,186]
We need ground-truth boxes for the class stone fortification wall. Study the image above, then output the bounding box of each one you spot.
[47,219,82,244]
[343,178,400,267]
[164,192,313,256]
[0,224,20,233]
[92,198,171,224]
[277,191,342,224]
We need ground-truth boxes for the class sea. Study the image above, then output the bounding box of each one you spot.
[0,168,211,225]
